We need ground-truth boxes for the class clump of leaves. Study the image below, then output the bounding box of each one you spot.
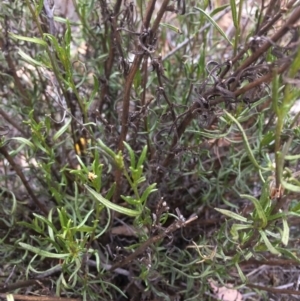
[1,0,300,300]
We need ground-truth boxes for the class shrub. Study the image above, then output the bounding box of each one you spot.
[1,0,300,300]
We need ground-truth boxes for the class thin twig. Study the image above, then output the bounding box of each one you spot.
[0,145,49,216]
[246,283,300,295]
[109,212,197,271]
[0,109,28,137]
[0,294,80,301]
[0,279,51,294]
[162,7,231,62]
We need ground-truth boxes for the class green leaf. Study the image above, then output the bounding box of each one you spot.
[230,223,253,241]
[88,74,100,105]
[140,183,157,203]
[32,213,58,236]
[64,20,71,56]
[160,23,182,34]
[73,225,95,232]
[235,262,246,282]
[75,209,94,229]
[36,0,44,14]
[105,182,116,200]
[259,180,272,210]
[17,49,48,67]
[18,221,44,233]
[285,154,300,160]
[47,208,55,241]
[121,195,140,205]
[260,131,275,148]
[281,179,300,192]
[224,110,267,171]
[258,230,280,255]
[19,242,70,258]
[194,7,233,45]
[276,247,300,262]
[230,0,238,28]
[281,216,289,246]
[9,33,47,46]
[215,208,248,222]
[44,34,70,71]
[98,139,117,159]
[11,137,35,149]
[240,194,267,228]
[58,208,69,228]
[210,4,230,17]
[123,141,136,168]
[96,53,109,62]
[137,145,148,168]
[53,118,72,141]
[85,185,140,217]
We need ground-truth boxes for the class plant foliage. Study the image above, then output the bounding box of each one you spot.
[1,0,300,300]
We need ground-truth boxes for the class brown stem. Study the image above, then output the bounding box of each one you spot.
[0,109,28,137]
[141,56,155,159]
[240,258,298,266]
[246,283,300,296]
[109,213,197,271]
[4,51,31,107]
[0,279,51,294]
[91,1,123,115]
[219,0,298,78]
[261,0,280,26]
[161,49,292,172]
[143,0,157,28]
[233,6,300,76]
[231,62,290,99]
[0,145,49,216]
[150,0,170,33]
[0,295,81,301]
[257,0,298,36]
[118,0,170,152]
[114,1,163,202]
[114,0,122,15]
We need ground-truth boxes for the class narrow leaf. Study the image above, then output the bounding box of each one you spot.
[230,223,253,240]
[33,213,58,235]
[85,185,140,217]
[285,154,300,160]
[137,145,148,168]
[11,137,35,149]
[97,139,116,159]
[140,183,157,203]
[258,230,280,255]
[210,4,230,17]
[224,110,267,171]
[76,209,94,229]
[230,0,238,28]
[17,49,47,67]
[215,208,248,222]
[88,74,100,104]
[19,242,70,258]
[53,118,72,141]
[240,194,267,228]
[282,179,300,192]
[194,7,233,45]
[235,262,246,282]
[160,23,182,34]
[9,33,47,46]
[277,247,300,262]
[281,216,289,246]
[123,141,136,168]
